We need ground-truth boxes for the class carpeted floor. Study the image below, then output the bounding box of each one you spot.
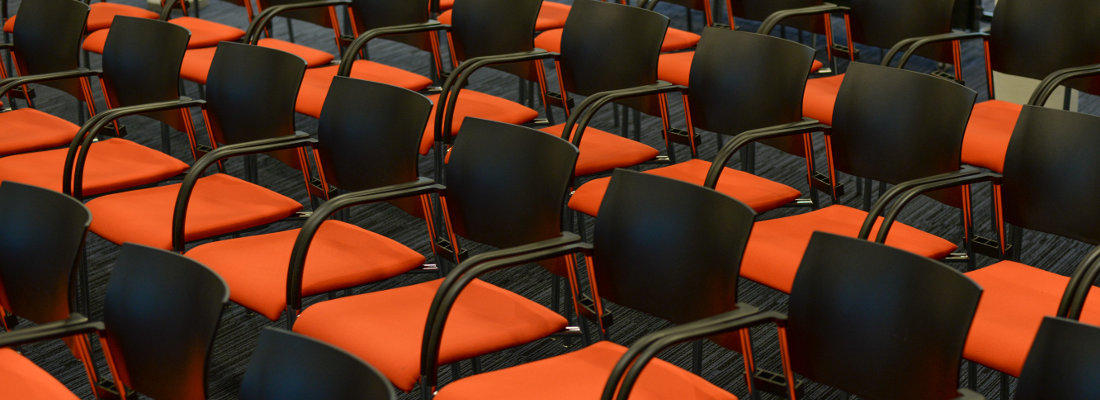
[3,0,1098,399]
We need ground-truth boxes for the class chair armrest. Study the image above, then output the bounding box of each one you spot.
[0,69,100,98]
[65,97,206,199]
[704,119,827,187]
[0,43,11,50]
[557,82,686,146]
[868,170,1001,244]
[887,32,989,70]
[171,134,318,252]
[1062,246,1100,320]
[245,0,351,44]
[1029,63,1100,106]
[0,314,103,348]
[160,0,184,20]
[338,21,449,76]
[286,177,444,310]
[419,233,589,389]
[856,166,982,240]
[757,3,849,35]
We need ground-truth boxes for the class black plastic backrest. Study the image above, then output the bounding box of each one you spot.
[315,77,433,191]
[989,0,1100,96]
[0,182,89,324]
[102,244,229,400]
[443,118,578,249]
[1000,106,1100,245]
[1016,317,1100,400]
[688,29,813,155]
[101,17,189,131]
[559,0,668,114]
[829,63,975,200]
[592,170,754,324]
[348,0,432,51]
[847,0,954,63]
[257,0,336,28]
[733,0,823,33]
[240,328,396,400]
[11,0,88,98]
[449,0,541,80]
[788,232,981,400]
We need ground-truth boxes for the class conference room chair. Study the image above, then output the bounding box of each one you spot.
[431,169,757,400]
[81,0,247,55]
[1014,317,1100,400]
[0,243,229,400]
[291,118,580,394]
[185,78,437,323]
[2,0,156,34]
[534,0,698,54]
[568,28,821,218]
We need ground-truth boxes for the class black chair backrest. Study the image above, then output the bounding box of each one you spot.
[240,328,396,400]
[592,169,755,324]
[257,0,337,28]
[689,29,813,156]
[10,0,88,98]
[315,77,433,191]
[788,232,982,400]
[101,17,190,131]
[559,0,668,114]
[1000,106,1100,245]
[443,118,578,251]
[102,244,229,400]
[990,0,1100,96]
[847,0,955,63]
[0,182,90,324]
[1016,317,1100,400]
[348,0,433,51]
[829,62,976,205]
[449,0,541,80]
[733,0,823,33]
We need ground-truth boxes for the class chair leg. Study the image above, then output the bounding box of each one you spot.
[80,246,91,317]
[1000,372,1010,399]
[967,360,978,389]
[285,18,295,43]
[77,100,86,125]
[160,123,172,156]
[691,340,703,374]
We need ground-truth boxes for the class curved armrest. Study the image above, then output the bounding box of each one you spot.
[160,0,184,20]
[0,43,11,50]
[245,0,351,44]
[337,21,449,77]
[0,68,100,98]
[757,3,848,35]
[171,134,317,252]
[286,177,444,310]
[704,119,827,187]
[0,314,103,348]
[419,233,589,389]
[869,170,1001,244]
[1062,246,1100,320]
[856,166,982,240]
[890,32,989,70]
[557,82,686,146]
[65,97,206,198]
[1028,63,1100,106]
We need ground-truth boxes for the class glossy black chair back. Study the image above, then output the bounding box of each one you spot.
[449,0,541,80]
[1016,317,1100,400]
[788,232,981,400]
[990,0,1100,95]
[1000,106,1100,245]
[848,0,955,63]
[240,328,396,400]
[593,169,754,324]
[10,0,88,98]
[101,17,190,131]
[689,29,814,155]
[348,0,432,51]
[101,244,229,400]
[0,182,89,324]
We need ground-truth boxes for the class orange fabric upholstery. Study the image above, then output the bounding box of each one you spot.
[0,109,80,157]
[535,27,700,53]
[418,91,539,154]
[0,349,78,400]
[296,61,434,118]
[741,205,957,293]
[293,278,567,391]
[963,261,1100,376]
[256,38,335,68]
[185,220,426,320]
[435,341,737,400]
[658,51,825,86]
[801,73,844,125]
[569,159,800,216]
[0,138,187,197]
[438,2,571,31]
[86,173,303,250]
[86,3,159,31]
[2,16,13,33]
[82,29,110,53]
[439,0,455,10]
[84,17,246,53]
[179,47,217,84]
[539,124,658,176]
[961,100,1023,173]
[183,40,339,84]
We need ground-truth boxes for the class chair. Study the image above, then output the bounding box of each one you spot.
[1015,317,1100,400]
[432,169,757,400]
[0,17,200,200]
[2,0,158,34]
[0,243,230,400]
[239,328,397,400]
[534,0,700,53]
[185,78,436,322]
[890,0,1100,172]
[291,118,580,393]
[81,0,247,54]
[82,42,311,252]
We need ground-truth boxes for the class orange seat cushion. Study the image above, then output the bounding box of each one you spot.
[0,109,80,157]
[435,341,737,400]
[185,220,426,320]
[2,16,13,33]
[183,40,338,84]
[439,0,455,10]
[961,100,1023,173]
[741,204,957,293]
[802,73,844,125]
[179,46,217,84]
[438,2,570,31]
[569,159,800,216]
[86,3,159,31]
[963,261,1100,376]
[296,61,434,118]
[86,173,303,250]
[293,278,567,391]
[535,27,699,53]
[84,17,246,53]
[82,29,110,53]
[0,349,79,400]
[256,38,335,68]
[658,52,825,86]
[0,138,187,197]
[540,123,658,176]
[419,91,539,154]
